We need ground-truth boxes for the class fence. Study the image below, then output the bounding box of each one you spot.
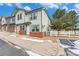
[50,30,79,36]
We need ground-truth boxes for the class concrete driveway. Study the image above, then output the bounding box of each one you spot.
[0,39,29,56]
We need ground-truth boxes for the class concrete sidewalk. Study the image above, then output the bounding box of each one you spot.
[0,32,65,56]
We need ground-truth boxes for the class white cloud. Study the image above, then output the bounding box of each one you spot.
[66,3,79,15]
[55,3,63,6]
[40,3,59,9]
[5,3,12,7]
[0,3,4,6]
[68,9,77,13]
[0,3,13,7]
[62,6,68,11]
[15,3,23,8]
[74,3,79,9]
[74,3,79,13]
[24,6,31,10]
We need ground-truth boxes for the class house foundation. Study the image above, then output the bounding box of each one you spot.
[30,32,46,38]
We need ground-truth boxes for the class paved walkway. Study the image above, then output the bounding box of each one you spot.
[0,32,65,56]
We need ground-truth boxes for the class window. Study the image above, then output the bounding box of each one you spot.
[3,20,4,23]
[34,16,37,19]
[36,25,39,31]
[12,17,15,22]
[17,13,22,20]
[17,15,19,20]
[29,13,32,20]
[32,25,36,32]
[30,13,37,20]
[20,25,25,31]
[31,25,39,32]
[22,25,25,30]
[32,29,35,32]
[20,14,22,19]
[32,13,36,19]
[30,16,32,20]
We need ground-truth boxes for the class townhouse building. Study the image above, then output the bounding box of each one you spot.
[1,16,15,32]
[12,8,30,35]
[0,7,50,38]
[5,16,15,32]
[1,16,7,31]
[0,17,2,31]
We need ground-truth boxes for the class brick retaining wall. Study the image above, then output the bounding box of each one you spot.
[30,32,46,38]
[19,31,26,35]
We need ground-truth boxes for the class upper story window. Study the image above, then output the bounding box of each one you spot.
[30,14,32,20]
[20,14,22,19]
[2,20,4,23]
[6,18,10,23]
[17,15,19,20]
[17,13,22,20]
[0,17,2,22]
[30,12,37,20]
[12,17,15,22]
[33,13,37,19]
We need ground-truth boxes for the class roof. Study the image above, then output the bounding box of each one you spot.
[0,7,51,22]
[12,7,30,16]
[5,16,15,19]
[43,8,51,21]
[26,7,51,21]
[26,7,44,14]
[11,7,51,21]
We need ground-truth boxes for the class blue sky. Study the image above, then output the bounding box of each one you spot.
[0,3,79,16]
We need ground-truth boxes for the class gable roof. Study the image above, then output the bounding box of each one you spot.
[43,8,51,21]
[26,7,44,14]
[12,7,30,16]
[11,7,51,21]
[26,7,51,21]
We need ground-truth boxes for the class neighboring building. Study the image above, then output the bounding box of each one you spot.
[0,7,51,38]
[0,17,2,31]
[12,8,30,35]
[1,17,7,31]
[1,16,15,32]
[5,16,15,32]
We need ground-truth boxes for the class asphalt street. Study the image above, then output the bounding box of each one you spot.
[0,39,29,56]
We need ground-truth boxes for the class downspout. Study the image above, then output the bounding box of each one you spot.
[15,16,18,34]
[24,13,26,34]
[15,16,17,34]
[41,9,43,37]
[41,10,42,32]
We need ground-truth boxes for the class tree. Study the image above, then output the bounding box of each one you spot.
[50,9,77,35]
[52,9,65,19]
[50,9,66,35]
[67,10,77,30]
[66,10,77,34]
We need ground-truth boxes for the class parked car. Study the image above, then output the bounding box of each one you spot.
[59,39,79,56]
